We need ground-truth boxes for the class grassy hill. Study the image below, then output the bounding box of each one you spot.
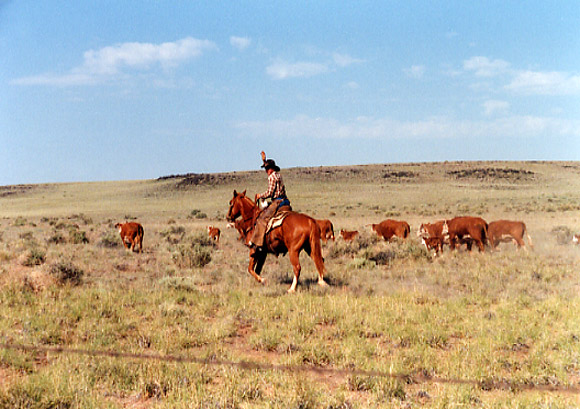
[0,161,579,408]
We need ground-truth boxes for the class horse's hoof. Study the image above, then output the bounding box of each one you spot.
[318,279,328,287]
[287,288,296,294]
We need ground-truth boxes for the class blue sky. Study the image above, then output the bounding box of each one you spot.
[1,1,579,185]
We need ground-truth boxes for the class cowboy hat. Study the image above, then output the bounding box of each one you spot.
[261,159,280,172]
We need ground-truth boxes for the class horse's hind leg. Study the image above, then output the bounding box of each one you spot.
[288,250,301,293]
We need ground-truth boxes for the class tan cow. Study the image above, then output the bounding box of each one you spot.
[488,220,533,250]
[339,229,359,241]
[315,219,335,243]
[115,222,144,253]
[442,216,488,252]
[207,226,221,243]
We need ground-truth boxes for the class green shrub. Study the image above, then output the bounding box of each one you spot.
[551,225,572,245]
[47,231,67,245]
[160,225,186,244]
[13,217,27,227]
[172,233,214,269]
[22,248,45,267]
[68,229,89,244]
[189,209,207,219]
[98,232,120,248]
[49,261,84,285]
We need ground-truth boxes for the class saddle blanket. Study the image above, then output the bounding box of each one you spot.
[266,211,291,233]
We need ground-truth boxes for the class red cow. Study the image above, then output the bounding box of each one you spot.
[369,219,410,241]
[115,222,144,253]
[442,216,488,252]
[316,219,335,243]
[207,226,221,243]
[339,229,359,241]
[488,220,533,250]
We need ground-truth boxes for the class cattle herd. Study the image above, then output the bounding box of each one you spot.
[115,214,576,258]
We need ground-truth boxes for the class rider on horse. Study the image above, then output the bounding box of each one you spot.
[247,151,291,250]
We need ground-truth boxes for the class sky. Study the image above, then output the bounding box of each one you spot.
[1,1,579,185]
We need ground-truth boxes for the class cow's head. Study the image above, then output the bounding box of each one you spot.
[418,224,426,237]
[441,221,449,237]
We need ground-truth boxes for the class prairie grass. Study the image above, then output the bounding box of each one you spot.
[0,161,580,408]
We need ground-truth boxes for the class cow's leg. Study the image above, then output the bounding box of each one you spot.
[247,251,266,284]
[449,236,457,251]
[287,249,301,293]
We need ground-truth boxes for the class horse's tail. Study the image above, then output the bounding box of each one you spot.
[309,219,327,279]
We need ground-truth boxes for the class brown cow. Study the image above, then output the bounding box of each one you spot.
[573,234,580,244]
[315,219,335,243]
[369,219,410,241]
[419,220,476,252]
[488,220,533,250]
[207,226,221,243]
[115,222,144,253]
[442,216,488,252]
[339,229,359,241]
[421,236,444,257]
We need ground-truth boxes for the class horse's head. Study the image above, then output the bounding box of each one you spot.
[227,189,253,222]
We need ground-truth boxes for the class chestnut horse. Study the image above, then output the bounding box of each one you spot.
[226,190,328,293]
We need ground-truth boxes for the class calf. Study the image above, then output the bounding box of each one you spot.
[339,229,359,241]
[418,220,446,238]
[369,219,410,241]
[207,226,221,243]
[421,236,444,257]
[573,234,580,245]
[488,220,533,251]
[315,219,335,243]
[115,222,144,253]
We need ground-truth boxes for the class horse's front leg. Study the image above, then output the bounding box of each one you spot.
[248,250,266,284]
[287,249,301,293]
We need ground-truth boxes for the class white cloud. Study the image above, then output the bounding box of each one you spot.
[12,37,216,86]
[506,70,580,95]
[345,81,359,89]
[266,60,328,80]
[230,36,251,51]
[404,65,426,79]
[235,114,580,140]
[332,53,364,67]
[463,56,510,77]
[483,100,510,116]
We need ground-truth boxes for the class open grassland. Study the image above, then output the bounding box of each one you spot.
[1,161,580,408]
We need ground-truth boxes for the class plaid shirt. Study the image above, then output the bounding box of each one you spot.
[257,171,286,200]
